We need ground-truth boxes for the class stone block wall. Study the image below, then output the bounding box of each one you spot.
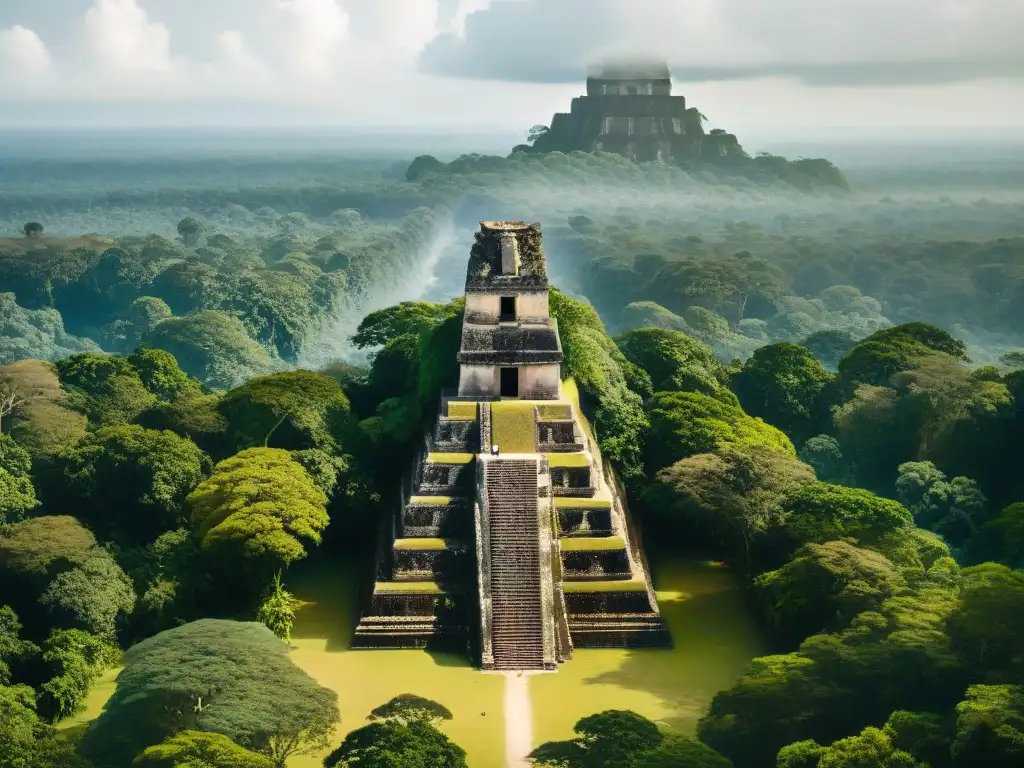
[520,364,561,399]
[557,507,613,535]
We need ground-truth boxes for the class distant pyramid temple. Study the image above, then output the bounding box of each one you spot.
[525,59,744,164]
[353,221,670,671]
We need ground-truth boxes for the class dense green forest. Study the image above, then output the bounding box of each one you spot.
[2,147,1024,767]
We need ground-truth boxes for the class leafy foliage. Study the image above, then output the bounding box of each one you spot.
[188,448,329,570]
[55,352,157,425]
[133,730,275,768]
[39,549,136,639]
[730,343,835,442]
[79,619,338,767]
[550,289,648,483]
[256,572,300,643]
[951,685,1024,767]
[615,327,724,396]
[0,434,38,524]
[895,462,991,548]
[756,541,908,644]
[0,359,87,457]
[51,424,208,544]
[37,628,119,721]
[324,695,465,768]
[143,310,274,391]
[645,390,795,472]
[644,445,815,569]
[217,370,351,453]
[529,709,732,768]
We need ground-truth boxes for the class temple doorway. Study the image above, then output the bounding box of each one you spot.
[500,367,519,398]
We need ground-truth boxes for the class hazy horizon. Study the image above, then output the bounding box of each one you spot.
[3,125,1024,168]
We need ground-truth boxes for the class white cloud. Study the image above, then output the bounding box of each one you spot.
[0,0,1021,131]
[275,0,349,81]
[420,0,1024,86]
[83,0,173,73]
[0,24,51,80]
[345,1,440,54]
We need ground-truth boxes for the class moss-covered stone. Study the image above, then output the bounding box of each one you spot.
[446,401,478,421]
[374,581,447,595]
[548,452,591,469]
[554,497,612,509]
[563,577,647,593]
[560,536,626,552]
[393,538,460,551]
[426,452,474,465]
[537,404,573,421]
[490,401,538,453]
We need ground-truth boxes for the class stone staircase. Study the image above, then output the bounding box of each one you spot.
[484,459,547,670]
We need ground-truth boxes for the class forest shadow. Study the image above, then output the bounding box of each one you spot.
[287,553,363,652]
[581,558,766,733]
[427,649,474,668]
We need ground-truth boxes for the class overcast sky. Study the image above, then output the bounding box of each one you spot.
[1,0,1022,142]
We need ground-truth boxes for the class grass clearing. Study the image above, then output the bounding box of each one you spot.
[58,553,763,767]
[490,401,537,453]
[56,666,120,733]
[531,556,766,747]
[548,453,590,468]
[560,536,626,552]
[287,559,506,768]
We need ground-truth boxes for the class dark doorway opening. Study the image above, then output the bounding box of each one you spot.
[499,296,516,322]
[500,367,519,397]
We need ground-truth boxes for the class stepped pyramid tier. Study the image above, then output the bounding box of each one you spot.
[523,59,745,165]
[352,221,670,668]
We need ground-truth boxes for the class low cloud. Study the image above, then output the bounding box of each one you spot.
[84,0,173,73]
[0,24,52,80]
[420,0,1024,86]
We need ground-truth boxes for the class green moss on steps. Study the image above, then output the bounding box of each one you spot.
[560,536,626,552]
[490,401,538,453]
[537,404,573,421]
[408,496,456,506]
[562,577,647,593]
[446,402,478,420]
[548,453,591,468]
[553,497,611,509]
[374,581,447,595]
[426,452,474,464]
[393,538,459,551]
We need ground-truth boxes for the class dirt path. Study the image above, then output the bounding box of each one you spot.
[503,672,533,767]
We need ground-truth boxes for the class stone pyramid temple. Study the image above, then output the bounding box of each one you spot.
[352,221,670,670]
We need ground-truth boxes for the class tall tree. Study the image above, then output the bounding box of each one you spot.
[51,424,208,545]
[133,731,275,768]
[731,343,836,443]
[615,326,724,396]
[188,448,329,572]
[0,434,38,525]
[325,694,465,768]
[79,619,338,768]
[645,445,815,570]
[175,217,205,248]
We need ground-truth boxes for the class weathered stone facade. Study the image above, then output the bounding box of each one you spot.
[527,60,745,164]
[352,221,670,667]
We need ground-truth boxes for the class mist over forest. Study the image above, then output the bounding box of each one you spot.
[5,126,1024,768]
[3,130,1024,378]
